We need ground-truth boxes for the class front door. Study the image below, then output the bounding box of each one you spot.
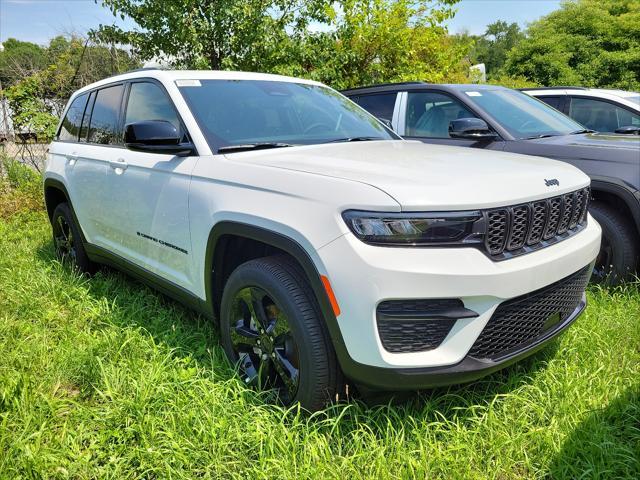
[400,90,505,150]
[105,80,197,290]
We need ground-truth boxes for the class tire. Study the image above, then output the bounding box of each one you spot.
[589,201,638,284]
[51,202,95,274]
[220,255,344,410]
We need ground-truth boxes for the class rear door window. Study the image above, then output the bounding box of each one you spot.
[57,93,89,142]
[87,84,124,145]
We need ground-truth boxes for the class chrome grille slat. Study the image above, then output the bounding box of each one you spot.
[484,187,590,259]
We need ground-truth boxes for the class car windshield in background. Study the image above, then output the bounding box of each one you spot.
[465,89,584,139]
[177,80,396,152]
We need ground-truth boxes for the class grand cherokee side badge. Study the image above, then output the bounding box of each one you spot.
[545,178,560,187]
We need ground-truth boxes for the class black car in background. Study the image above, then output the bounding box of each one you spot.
[342,82,640,282]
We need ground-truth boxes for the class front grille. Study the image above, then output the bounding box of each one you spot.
[468,265,591,360]
[485,187,590,260]
[376,299,458,353]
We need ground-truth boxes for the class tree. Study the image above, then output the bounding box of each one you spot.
[92,0,470,89]
[0,39,48,87]
[92,0,329,70]
[469,21,524,76]
[504,0,640,89]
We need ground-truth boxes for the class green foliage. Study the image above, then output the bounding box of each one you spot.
[4,74,58,141]
[467,21,525,77]
[0,155,43,218]
[504,0,640,89]
[291,0,470,89]
[0,208,639,477]
[0,38,48,87]
[93,0,470,89]
[93,0,329,70]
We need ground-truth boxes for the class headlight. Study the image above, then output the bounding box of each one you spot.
[342,210,485,246]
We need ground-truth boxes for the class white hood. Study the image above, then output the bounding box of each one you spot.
[228,140,590,211]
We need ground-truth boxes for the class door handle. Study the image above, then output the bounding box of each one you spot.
[67,152,79,166]
[109,158,128,172]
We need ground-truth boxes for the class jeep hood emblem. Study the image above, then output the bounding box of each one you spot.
[545,178,560,187]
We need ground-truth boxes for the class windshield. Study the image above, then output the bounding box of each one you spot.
[465,89,584,139]
[177,80,396,152]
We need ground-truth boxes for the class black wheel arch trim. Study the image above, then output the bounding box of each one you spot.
[43,178,89,245]
[203,221,354,373]
[590,177,640,233]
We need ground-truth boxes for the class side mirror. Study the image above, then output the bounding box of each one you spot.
[614,125,640,135]
[124,120,195,156]
[377,117,394,131]
[449,118,498,140]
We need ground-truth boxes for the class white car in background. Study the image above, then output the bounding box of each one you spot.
[522,87,640,134]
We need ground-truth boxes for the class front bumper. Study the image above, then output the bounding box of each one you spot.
[341,289,587,391]
[317,216,600,389]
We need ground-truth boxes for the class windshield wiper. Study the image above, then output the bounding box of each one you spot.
[218,142,294,153]
[523,133,559,140]
[569,129,596,135]
[326,136,385,143]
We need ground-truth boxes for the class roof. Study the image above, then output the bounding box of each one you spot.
[341,82,508,95]
[519,86,588,91]
[73,69,325,96]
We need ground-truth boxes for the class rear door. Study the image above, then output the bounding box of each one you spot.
[103,79,198,289]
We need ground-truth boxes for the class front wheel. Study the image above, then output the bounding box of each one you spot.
[220,256,343,410]
[589,201,638,284]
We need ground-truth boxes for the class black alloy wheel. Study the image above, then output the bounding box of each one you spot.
[53,213,77,264]
[229,286,300,403]
[51,202,95,273]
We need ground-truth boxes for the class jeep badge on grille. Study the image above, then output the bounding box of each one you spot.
[545,178,560,187]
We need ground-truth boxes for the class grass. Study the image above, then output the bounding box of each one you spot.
[0,160,639,478]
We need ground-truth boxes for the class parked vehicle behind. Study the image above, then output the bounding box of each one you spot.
[45,70,600,410]
[522,87,640,135]
[343,83,640,283]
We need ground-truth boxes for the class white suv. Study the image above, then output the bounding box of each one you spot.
[522,87,640,134]
[45,69,601,410]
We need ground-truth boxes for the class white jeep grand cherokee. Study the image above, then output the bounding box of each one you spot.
[45,69,601,410]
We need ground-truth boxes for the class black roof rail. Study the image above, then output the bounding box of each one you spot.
[341,81,427,92]
[519,86,588,91]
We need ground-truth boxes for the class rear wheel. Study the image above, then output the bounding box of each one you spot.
[220,256,343,410]
[589,201,638,284]
[51,202,95,274]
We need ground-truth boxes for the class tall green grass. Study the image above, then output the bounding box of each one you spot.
[0,164,638,478]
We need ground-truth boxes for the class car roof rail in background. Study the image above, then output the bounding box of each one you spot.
[519,86,588,91]
[341,81,427,92]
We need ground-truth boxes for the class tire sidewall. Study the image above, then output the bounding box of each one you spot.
[589,203,635,281]
[52,203,93,273]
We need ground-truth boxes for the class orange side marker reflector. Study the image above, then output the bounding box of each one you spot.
[320,275,341,317]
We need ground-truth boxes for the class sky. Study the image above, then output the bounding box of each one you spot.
[0,0,563,46]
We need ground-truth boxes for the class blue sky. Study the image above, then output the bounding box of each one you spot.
[0,0,562,45]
